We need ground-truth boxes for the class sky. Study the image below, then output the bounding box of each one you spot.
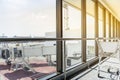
[0,0,56,37]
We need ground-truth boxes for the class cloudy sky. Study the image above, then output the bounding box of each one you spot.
[0,0,56,37]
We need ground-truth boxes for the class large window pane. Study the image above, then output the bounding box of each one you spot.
[106,11,109,38]
[98,6,103,37]
[0,0,56,38]
[111,16,113,37]
[86,40,95,60]
[86,0,95,38]
[0,41,57,80]
[63,0,82,69]
[65,40,81,68]
[117,20,119,37]
[63,0,81,38]
[114,19,116,37]
[0,0,57,79]
[86,0,95,60]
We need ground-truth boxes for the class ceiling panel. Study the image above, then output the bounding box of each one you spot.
[64,0,120,20]
[99,0,120,20]
[64,0,81,9]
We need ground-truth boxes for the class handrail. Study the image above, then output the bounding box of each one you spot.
[96,37,119,40]
[0,38,96,42]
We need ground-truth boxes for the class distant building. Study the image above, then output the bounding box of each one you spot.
[0,36,8,38]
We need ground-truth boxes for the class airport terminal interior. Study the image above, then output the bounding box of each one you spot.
[0,0,120,80]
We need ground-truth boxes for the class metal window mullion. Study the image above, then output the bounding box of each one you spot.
[119,22,120,38]
[95,0,98,56]
[114,18,116,37]
[118,21,119,38]
[116,19,117,37]
[116,20,117,37]
[103,8,106,38]
[56,0,63,73]
[81,0,86,63]
[118,22,119,38]
[116,20,118,37]
[113,17,115,38]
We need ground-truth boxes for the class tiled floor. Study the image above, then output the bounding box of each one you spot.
[71,57,120,80]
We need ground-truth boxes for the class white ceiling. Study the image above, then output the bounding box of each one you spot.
[64,0,81,8]
[64,0,120,21]
[99,0,120,21]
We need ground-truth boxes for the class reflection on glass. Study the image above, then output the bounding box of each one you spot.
[86,15,95,38]
[111,16,113,37]
[63,1,81,38]
[65,40,81,68]
[106,11,109,38]
[86,0,95,38]
[106,24,109,38]
[86,40,95,60]
[63,0,82,69]
[114,19,116,37]
[98,6,103,37]
[117,21,119,37]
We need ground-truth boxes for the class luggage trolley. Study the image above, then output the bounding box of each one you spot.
[96,38,120,79]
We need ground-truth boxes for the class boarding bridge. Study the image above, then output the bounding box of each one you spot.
[0,43,56,73]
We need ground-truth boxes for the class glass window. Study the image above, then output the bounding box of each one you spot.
[98,6,103,37]
[86,0,95,60]
[117,20,119,37]
[65,40,81,68]
[114,19,116,37]
[106,11,109,38]
[63,0,82,69]
[0,0,57,79]
[63,0,81,38]
[86,40,95,60]
[86,0,95,38]
[111,15,113,37]
[0,0,56,38]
